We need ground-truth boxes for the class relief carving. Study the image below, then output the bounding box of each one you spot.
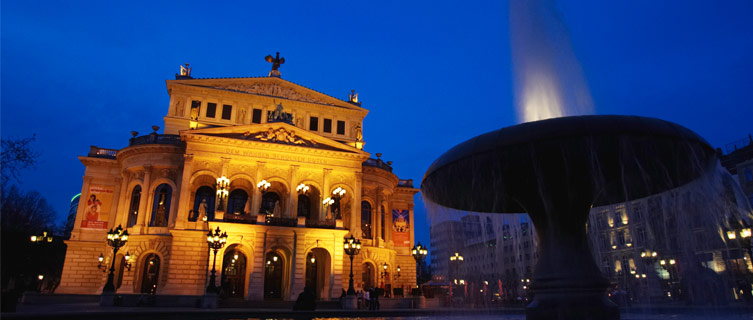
[223,83,330,105]
[244,128,315,146]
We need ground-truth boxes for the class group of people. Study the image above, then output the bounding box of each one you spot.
[356,288,381,310]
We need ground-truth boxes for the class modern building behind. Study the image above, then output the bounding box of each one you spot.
[57,57,419,300]
[429,135,753,303]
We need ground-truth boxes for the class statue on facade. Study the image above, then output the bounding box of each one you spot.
[174,99,184,117]
[265,52,285,71]
[190,105,200,121]
[348,90,359,103]
[272,200,281,217]
[237,108,246,124]
[354,123,363,142]
[197,199,208,221]
[180,63,192,76]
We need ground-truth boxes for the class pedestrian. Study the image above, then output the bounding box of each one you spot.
[364,288,371,310]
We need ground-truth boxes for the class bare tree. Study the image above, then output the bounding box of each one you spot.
[1,135,38,185]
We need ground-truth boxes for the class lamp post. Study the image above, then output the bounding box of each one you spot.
[343,235,361,295]
[216,176,230,211]
[659,258,678,299]
[102,225,129,293]
[412,242,428,293]
[206,226,228,293]
[449,252,463,299]
[381,262,389,289]
[640,248,659,301]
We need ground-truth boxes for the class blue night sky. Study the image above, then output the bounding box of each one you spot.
[2,0,752,257]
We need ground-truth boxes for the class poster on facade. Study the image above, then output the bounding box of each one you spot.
[392,209,410,247]
[80,185,113,229]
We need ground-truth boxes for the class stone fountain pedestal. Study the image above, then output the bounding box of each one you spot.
[421,115,716,320]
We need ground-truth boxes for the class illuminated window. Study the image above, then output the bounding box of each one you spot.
[206,103,217,118]
[150,184,171,227]
[221,104,232,120]
[127,186,141,227]
[361,201,372,239]
[309,117,319,131]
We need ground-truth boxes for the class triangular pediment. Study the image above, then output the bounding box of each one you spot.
[169,77,365,111]
[182,122,368,155]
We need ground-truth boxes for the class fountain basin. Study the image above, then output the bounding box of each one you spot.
[421,115,716,320]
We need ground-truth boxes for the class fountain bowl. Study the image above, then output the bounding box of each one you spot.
[421,115,716,320]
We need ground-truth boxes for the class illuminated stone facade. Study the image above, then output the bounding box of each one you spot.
[57,66,418,301]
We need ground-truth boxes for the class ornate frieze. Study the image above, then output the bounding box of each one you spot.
[223,82,331,105]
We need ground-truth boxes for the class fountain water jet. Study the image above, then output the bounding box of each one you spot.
[421,115,717,319]
[510,0,594,122]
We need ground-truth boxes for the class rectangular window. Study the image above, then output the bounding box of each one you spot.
[206,103,217,118]
[309,117,319,131]
[221,105,232,120]
[323,118,332,133]
[252,108,262,124]
[337,120,345,135]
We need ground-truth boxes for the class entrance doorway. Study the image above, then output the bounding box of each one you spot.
[221,249,247,298]
[305,248,332,299]
[140,253,160,294]
[264,251,284,299]
[362,262,374,290]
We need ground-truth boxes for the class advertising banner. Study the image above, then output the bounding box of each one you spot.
[392,209,410,247]
[80,185,113,229]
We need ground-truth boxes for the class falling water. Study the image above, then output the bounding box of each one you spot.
[510,0,594,122]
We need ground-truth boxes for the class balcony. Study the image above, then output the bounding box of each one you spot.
[265,216,298,227]
[305,219,337,229]
[88,146,118,159]
[129,133,182,146]
[363,158,392,172]
[398,179,414,188]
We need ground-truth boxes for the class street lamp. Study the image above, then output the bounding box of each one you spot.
[206,226,228,293]
[102,225,129,293]
[394,265,401,280]
[216,176,230,211]
[343,235,361,295]
[30,230,53,243]
[382,262,389,288]
[412,242,428,294]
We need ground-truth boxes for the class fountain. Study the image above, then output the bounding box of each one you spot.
[421,115,717,319]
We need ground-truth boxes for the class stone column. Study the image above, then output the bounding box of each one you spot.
[288,165,299,218]
[175,154,194,229]
[115,171,130,228]
[386,196,394,245]
[375,187,382,246]
[70,176,93,240]
[135,166,152,233]
[251,162,265,216]
[215,158,230,220]
[409,204,415,248]
[352,171,362,235]
[109,176,123,230]
[322,168,332,221]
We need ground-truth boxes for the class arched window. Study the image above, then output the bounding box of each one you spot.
[150,184,171,227]
[227,189,249,215]
[361,201,372,239]
[127,186,141,227]
[141,254,160,294]
[380,205,386,240]
[193,186,215,221]
[298,194,311,218]
[261,192,281,215]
